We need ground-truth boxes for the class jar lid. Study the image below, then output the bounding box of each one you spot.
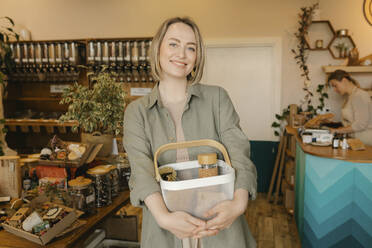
[117,161,130,168]
[87,166,110,175]
[119,152,128,158]
[198,153,217,165]
[68,176,92,187]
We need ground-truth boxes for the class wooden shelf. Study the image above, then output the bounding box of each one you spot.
[308,48,328,51]
[286,207,294,216]
[5,119,79,134]
[328,35,356,59]
[285,179,295,189]
[305,20,335,50]
[322,65,372,73]
[286,149,295,159]
[5,119,78,127]
[6,97,62,101]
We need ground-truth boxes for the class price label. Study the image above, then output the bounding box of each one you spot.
[86,194,95,204]
[50,85,70,93]
[130,88,152,96]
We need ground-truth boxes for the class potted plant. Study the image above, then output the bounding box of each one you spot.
[334,42,347,58]
[59,71,126,157]
[0,16,19,155]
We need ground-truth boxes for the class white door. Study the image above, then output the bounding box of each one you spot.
[203,39,282,141]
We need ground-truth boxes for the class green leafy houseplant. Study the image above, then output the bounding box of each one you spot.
[59,71,126,136]
[0,16,19,156]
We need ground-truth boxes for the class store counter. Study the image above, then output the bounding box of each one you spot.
[0,190,130,248]
[290,127,372,247]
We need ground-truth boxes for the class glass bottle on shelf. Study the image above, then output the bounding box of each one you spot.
[102,41,109,65]
[124,41,131,67]
[117,41,124,70]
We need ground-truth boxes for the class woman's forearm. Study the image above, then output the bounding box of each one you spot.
[233,188,249,215]
[332,125,354,134]
[144,192,170,228]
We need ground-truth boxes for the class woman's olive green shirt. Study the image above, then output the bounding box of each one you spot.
[123,83,257,248]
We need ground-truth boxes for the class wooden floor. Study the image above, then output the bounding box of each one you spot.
[121,193,301,247]
[246,194,301,248]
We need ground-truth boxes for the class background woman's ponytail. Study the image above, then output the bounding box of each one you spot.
[327,70,360,88]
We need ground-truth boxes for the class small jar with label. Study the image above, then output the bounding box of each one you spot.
[116,154,131,191]
[198,153,218,178]
[332,134,340,149]
[68,177,96,215]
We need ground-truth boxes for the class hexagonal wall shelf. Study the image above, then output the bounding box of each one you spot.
[328,35,356,59]
[305,20,335,50]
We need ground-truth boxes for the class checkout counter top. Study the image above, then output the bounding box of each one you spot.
[286,126,372,163]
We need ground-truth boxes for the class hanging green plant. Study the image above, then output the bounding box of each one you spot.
[271,3,329,136]
[0,16,19,78]
[292,3,318,112]
[0,16,19,155]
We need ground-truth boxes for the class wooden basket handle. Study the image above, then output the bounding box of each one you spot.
[154,139,231,182]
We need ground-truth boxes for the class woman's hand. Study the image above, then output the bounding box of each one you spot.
[194,189,249,238]
[158,211,207,239]
[329,126,353,134]
[144,192,216,239]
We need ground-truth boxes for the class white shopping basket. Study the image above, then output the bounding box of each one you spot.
[154,139,235,219]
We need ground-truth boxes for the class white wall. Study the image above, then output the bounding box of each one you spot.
[1,0,372,137]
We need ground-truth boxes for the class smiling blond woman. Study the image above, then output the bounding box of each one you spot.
[123,17,257,248]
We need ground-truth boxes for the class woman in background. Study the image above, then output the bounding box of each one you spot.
[327,70,372,145]
[123,17,257,247]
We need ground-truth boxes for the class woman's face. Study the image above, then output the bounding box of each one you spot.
[159,22,197,81]
[329,78,347,95]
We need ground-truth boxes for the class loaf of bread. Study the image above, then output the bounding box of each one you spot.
[347,138,366,151]
[304,113,335,128]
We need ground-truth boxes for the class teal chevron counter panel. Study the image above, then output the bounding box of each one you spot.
[295,144,372,248]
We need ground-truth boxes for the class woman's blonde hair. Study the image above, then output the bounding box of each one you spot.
[150,17,205,84]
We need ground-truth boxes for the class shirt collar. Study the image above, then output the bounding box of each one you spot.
[146,82,202,109]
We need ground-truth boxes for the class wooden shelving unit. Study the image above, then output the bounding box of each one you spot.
[322,65,372,73]
[306,20,359,60]
[5,37,154,154]
[305,20,335,51]
[328,35,356,59]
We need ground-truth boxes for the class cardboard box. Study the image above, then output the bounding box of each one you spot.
[38,143,103,168]
[0,156,22,198]
[1,196,83,245]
